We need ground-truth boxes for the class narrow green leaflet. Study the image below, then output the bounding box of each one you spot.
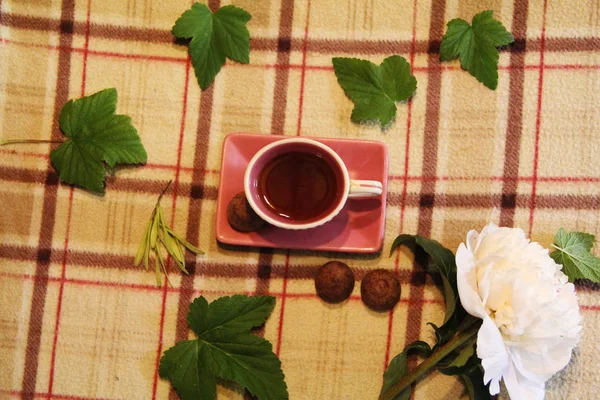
[332,55,417,127]
[172,3,251,90]
[159,295,288,400]
[550,228,600,282]
[380,341,432,400]
[440,10,514,90]
[50,88,147,193]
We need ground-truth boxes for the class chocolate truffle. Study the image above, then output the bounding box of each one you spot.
[315,261,355,303]
[227,192,266,232]
[361,269,401,311]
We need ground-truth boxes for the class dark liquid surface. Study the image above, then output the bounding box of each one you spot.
[258,152,342,222]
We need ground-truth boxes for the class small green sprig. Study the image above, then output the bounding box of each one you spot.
[134,181,203,286]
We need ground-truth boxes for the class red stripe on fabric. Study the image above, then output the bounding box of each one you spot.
[46,188,74,397]
[581,305,600,311]
[0,147,213,174]
[3,38,599,74]
[529,0,549,236]
[295,0,311,136]
[384,0,418,372]
[0,37,188,63]
[150,54,192,400]
[8,266,600,301]
[275,0,312,360]
[80,0,92,94]
[390,175,600,183]
[5,143,600,184]
[1,271,448,306]
[0,388,115,400]
[275,253,291,356]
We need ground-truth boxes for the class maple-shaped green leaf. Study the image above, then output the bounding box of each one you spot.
[159,295,288,400]
[440,10,514,90]
[50,88,147,193]
[550,228,600,282]
[172,3,251,90]
[332,55,417,127]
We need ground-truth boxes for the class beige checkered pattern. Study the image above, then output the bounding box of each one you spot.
[1,0,599,399]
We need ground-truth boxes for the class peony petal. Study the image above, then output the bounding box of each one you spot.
[456,243,488,319]
[509,344,574,383]
[503,361,546,400]
[489,379,500,396]
[477,316,509,391]
[465,229,480,253]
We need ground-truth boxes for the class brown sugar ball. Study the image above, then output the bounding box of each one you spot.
[227,192,266,232]
[361,269,401,311]
[314,261,355,303]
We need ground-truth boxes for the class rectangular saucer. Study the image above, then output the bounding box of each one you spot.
[215,133,388,253]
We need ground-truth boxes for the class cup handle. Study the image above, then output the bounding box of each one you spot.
[348,180,383,198]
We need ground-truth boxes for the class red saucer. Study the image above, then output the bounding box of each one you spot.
[215,133,388,253]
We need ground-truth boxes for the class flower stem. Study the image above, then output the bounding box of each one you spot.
[378,319,481,400]
[0,139,65,146]
[156,180,172,206]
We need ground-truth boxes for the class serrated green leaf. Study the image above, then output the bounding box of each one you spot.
[472,10,514,47]
[159,340,217,400]
[188,295,276,336]
[380,341,432,400]
[440,10,514,90]
[160,295,287,400]
[172,3,251,90]
[200,330,287,400]
[550,228,600,282]
[50,88,147,193]
[332,55,417,127]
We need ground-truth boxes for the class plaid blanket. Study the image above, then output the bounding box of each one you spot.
[1,0,599,399]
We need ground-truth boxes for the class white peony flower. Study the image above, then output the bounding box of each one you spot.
[456,223,582,399]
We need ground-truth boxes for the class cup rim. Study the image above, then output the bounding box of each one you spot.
[243,138,350,230]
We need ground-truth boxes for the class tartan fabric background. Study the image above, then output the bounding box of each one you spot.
[0,0,599,399]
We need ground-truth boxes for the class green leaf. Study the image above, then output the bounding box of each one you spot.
[187,295,276,336]
[160,295,288,400]
[159,340,217,400]
[459,367,492,400]
[440,10,514,90]
[50,88,147,193]
[172,3,251,90]
[332,55,417,127]
[438,343,475,373]
[390,235,458,325]
[550,228,600,282]
[380,341,432,400]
